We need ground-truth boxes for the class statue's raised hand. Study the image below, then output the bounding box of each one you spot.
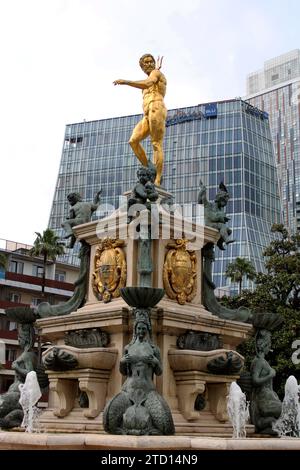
[113,79,126,86]
[145,354,158,366]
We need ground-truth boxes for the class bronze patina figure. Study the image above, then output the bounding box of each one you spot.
[0,323,37,429]
[198,181,234,250]
[250,329,282,434]
[103,309,174,435]
[62,190,102,248]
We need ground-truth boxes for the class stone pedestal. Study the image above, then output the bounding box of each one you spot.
[171,370,233,422]
[48,368,112,418]
[37,205,254,436]
[168,348,244,421]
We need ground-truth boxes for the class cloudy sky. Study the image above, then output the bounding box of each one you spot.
[1,0,299,245]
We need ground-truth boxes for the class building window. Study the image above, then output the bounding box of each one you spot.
[64,136,83,149]
[55,270,66,282]
[9,261,24,274]
[5,348,18,362]
[32,265,44,278]
[271,74,279,81]
[8,293,21,303]
[0,317,9,329]
[8,321,17,331]
[31,298,43,307]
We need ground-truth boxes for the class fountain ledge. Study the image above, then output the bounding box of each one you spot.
[1,432,300,450]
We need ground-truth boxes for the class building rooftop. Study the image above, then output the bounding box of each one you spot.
[0,238,33,253]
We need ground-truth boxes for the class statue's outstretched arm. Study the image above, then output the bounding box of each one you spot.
[90,189,102,212]
[93,188,102,205]
[113,70,160,90]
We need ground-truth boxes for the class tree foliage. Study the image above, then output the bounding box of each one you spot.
[0,253,7,270]
[259,224,300,309]
[29,229,65,295]
[225,257,256,294]
[221,224,300,397]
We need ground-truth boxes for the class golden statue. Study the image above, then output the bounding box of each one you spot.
[114,54,167,186]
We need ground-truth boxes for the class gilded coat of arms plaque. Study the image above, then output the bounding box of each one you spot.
[163,239,197,305]
[92,239,126,303]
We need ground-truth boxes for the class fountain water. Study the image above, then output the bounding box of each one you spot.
[18,370,42,432]
[273,375,300,437]
[227,381,249,438]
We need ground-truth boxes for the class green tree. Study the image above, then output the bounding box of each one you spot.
[29,229,65,295]
[225,257,256,294]
[0,252,7,270]
[223,224,300,397]
[257,224,300,309]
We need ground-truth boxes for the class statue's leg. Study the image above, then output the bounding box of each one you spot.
[68,234,77,249]
[149,104,167,185]
[224,228,234,244]
[218,227,234,249]
[127,197,144,223]
[62,221,74,238]
[129,118,150,167]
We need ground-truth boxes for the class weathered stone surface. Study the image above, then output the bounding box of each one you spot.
[177,331,222,351]
[65,328,109,348]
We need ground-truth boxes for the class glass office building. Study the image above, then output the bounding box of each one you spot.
[49,98,281,291]
[246,49,300,231]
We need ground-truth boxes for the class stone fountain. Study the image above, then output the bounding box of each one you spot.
[29,174,255,438]
[1,55,300,451]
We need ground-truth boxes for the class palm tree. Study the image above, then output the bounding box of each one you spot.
[0,253,7,270]
[29,229,65,295]
[225,257,256,294]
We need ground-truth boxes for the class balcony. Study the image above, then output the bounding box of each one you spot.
[0,329,18,340]
[4,272,74,292]
[0,300,29,310]
[4,360,13,369]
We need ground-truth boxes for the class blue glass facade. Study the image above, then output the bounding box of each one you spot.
[246,50,300,232]
[49,98,281,291]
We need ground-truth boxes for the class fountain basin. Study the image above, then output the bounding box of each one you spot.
[120,286,165,307]
[42,345,118,370]
[169,349,244,374]
[252,312,283,331]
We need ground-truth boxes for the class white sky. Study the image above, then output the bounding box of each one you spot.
[1,0,299,245]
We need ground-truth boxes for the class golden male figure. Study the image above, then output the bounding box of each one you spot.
[114,54,167,186]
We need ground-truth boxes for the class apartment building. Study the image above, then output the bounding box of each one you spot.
[0,238,78,393]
